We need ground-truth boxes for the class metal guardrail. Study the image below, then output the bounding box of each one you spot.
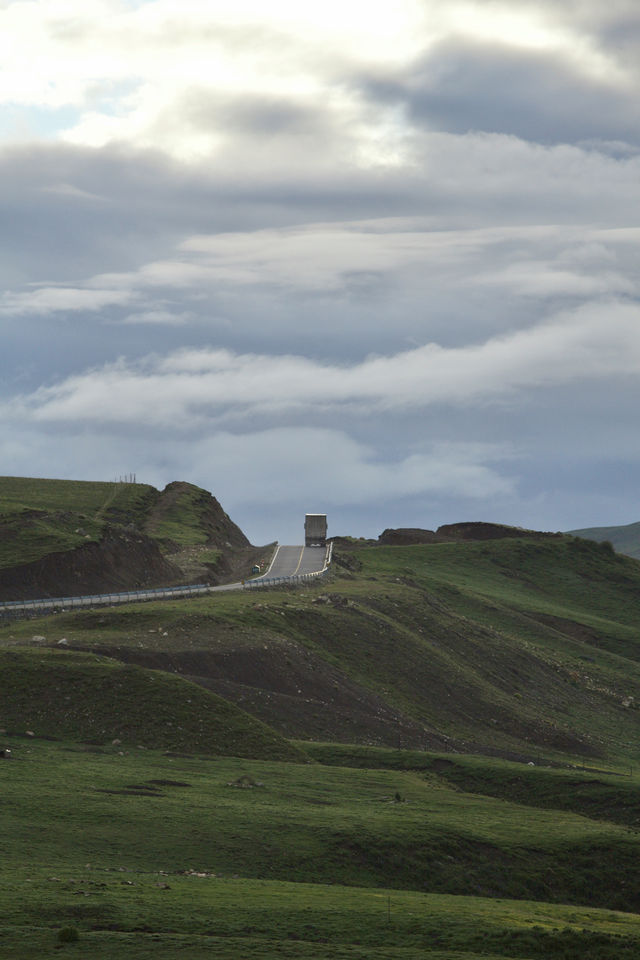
[0,542,334,620]
[0,583,212,620]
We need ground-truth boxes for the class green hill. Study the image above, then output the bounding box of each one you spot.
[4,529,640,764]
[0,647,303,761]
[0,476,259,599]
[2,738,640,958]
[4,515,640,957]
[569,519,640,559]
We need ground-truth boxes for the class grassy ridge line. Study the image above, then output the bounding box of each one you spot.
[0,648,303,761]
[0,477,247,584]
[143,483,212,547]
[357,538,640,636]
[0,476,154,522]
[569,519,640,560]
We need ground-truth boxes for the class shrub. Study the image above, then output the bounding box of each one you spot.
[57,926,79,944]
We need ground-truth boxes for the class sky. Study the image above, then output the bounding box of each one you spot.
[2,0,640,544]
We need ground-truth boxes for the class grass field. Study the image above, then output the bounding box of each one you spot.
[2,739,640,958]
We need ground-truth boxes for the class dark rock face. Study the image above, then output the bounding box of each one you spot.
[377,528,442,546]
[0,529,183,601]
[377,522,558,546]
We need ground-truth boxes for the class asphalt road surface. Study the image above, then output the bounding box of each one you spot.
[260,544,327,579]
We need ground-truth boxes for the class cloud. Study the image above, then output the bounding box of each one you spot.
[4,299,639,430]
[394,39,640,145]
[0,285,133,315]
[0,419,513,513]
[185,429,515,507]
[3,1,640,543]
[0,0,426,164]
[117,309,192,325]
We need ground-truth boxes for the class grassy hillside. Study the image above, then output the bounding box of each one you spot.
[4,527,640,956]
[0,647,302,760]
[2,739,640,957]
[4,532,640,764]
[569,519,640,560]
[0,476,155,568]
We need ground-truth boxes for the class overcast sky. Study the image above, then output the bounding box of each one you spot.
[2,0,640,544]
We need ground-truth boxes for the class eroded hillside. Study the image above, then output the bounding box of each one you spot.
[4,532,640,764]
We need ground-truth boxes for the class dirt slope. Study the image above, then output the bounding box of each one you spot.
[0,528,182,601]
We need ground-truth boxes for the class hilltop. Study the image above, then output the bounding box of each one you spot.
[569,519,640,560]
[0,476,267,600]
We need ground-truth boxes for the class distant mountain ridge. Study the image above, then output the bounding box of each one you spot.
[568,520,640,560]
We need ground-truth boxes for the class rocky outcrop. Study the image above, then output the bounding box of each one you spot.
[378,528,443,546]
[377,522,559,547]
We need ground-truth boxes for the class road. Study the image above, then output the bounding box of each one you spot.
[260,544,328,579]
[0,542,331,616]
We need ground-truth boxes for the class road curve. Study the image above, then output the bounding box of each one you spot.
[0,543,331,617]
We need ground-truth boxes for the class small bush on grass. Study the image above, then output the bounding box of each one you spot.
[56,925,79,944]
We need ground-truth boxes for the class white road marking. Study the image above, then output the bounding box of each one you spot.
[263,544,281,576]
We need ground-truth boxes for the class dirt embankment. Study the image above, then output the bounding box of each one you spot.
[74,637,451,752]
[377,528,443,546]
[0,528,183,601]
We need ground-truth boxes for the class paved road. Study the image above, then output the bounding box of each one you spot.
[262,544,327,579]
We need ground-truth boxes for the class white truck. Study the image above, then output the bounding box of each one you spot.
[305,513,327,547]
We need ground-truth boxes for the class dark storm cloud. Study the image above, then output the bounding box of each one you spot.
[0,141,421,289]
[180,89,325,137]
[361,39,640,145]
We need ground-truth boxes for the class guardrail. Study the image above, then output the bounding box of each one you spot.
[244,570,328,589]
[0,542,334,620]
[0,583,212,620]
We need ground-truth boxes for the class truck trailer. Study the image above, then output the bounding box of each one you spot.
[305,513,327,546]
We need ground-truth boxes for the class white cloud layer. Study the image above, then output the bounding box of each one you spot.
[6,299,640,430]
[2,1,640,541]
